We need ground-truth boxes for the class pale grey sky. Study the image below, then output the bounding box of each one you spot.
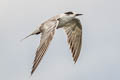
[0,0,120,80]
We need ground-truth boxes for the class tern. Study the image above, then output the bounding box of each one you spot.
[23,11,83,75]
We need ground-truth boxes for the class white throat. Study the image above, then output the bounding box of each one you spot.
[58,15,74,27]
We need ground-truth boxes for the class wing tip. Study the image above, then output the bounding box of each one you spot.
[31,68,35,76]
[73,59,77,64]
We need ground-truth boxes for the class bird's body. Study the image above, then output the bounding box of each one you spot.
[23,11,83,75]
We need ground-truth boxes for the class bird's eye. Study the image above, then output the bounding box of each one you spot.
[57,18,60,20]
[64,12,73,15]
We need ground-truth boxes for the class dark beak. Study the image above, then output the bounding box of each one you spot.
[75,14,83,16]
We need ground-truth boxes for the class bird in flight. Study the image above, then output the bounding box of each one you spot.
[23,11,83,75]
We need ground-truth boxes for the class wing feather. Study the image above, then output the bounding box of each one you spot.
[31,20,58,75]
[63,18,82,63]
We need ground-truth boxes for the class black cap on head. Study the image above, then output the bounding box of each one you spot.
[64,11,74,15]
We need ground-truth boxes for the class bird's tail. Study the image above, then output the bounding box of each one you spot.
[20,28,41,41]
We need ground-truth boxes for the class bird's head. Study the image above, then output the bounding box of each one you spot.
[63,11,83,17]
[58,11,83,20]
[57,11,83,28]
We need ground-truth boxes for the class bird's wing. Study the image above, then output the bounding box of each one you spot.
[63,18,82,63]
[31,20,58,75]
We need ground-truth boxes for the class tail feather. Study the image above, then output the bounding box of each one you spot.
[20,29,41,41]
[20,34,33,41]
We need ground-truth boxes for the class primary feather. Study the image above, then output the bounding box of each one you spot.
[63,18,82,63]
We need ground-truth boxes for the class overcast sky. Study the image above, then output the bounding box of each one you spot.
[0,0,120,80]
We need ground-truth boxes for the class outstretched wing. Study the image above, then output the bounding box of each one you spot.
[63,18,82,63]
[31,20,58,75]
